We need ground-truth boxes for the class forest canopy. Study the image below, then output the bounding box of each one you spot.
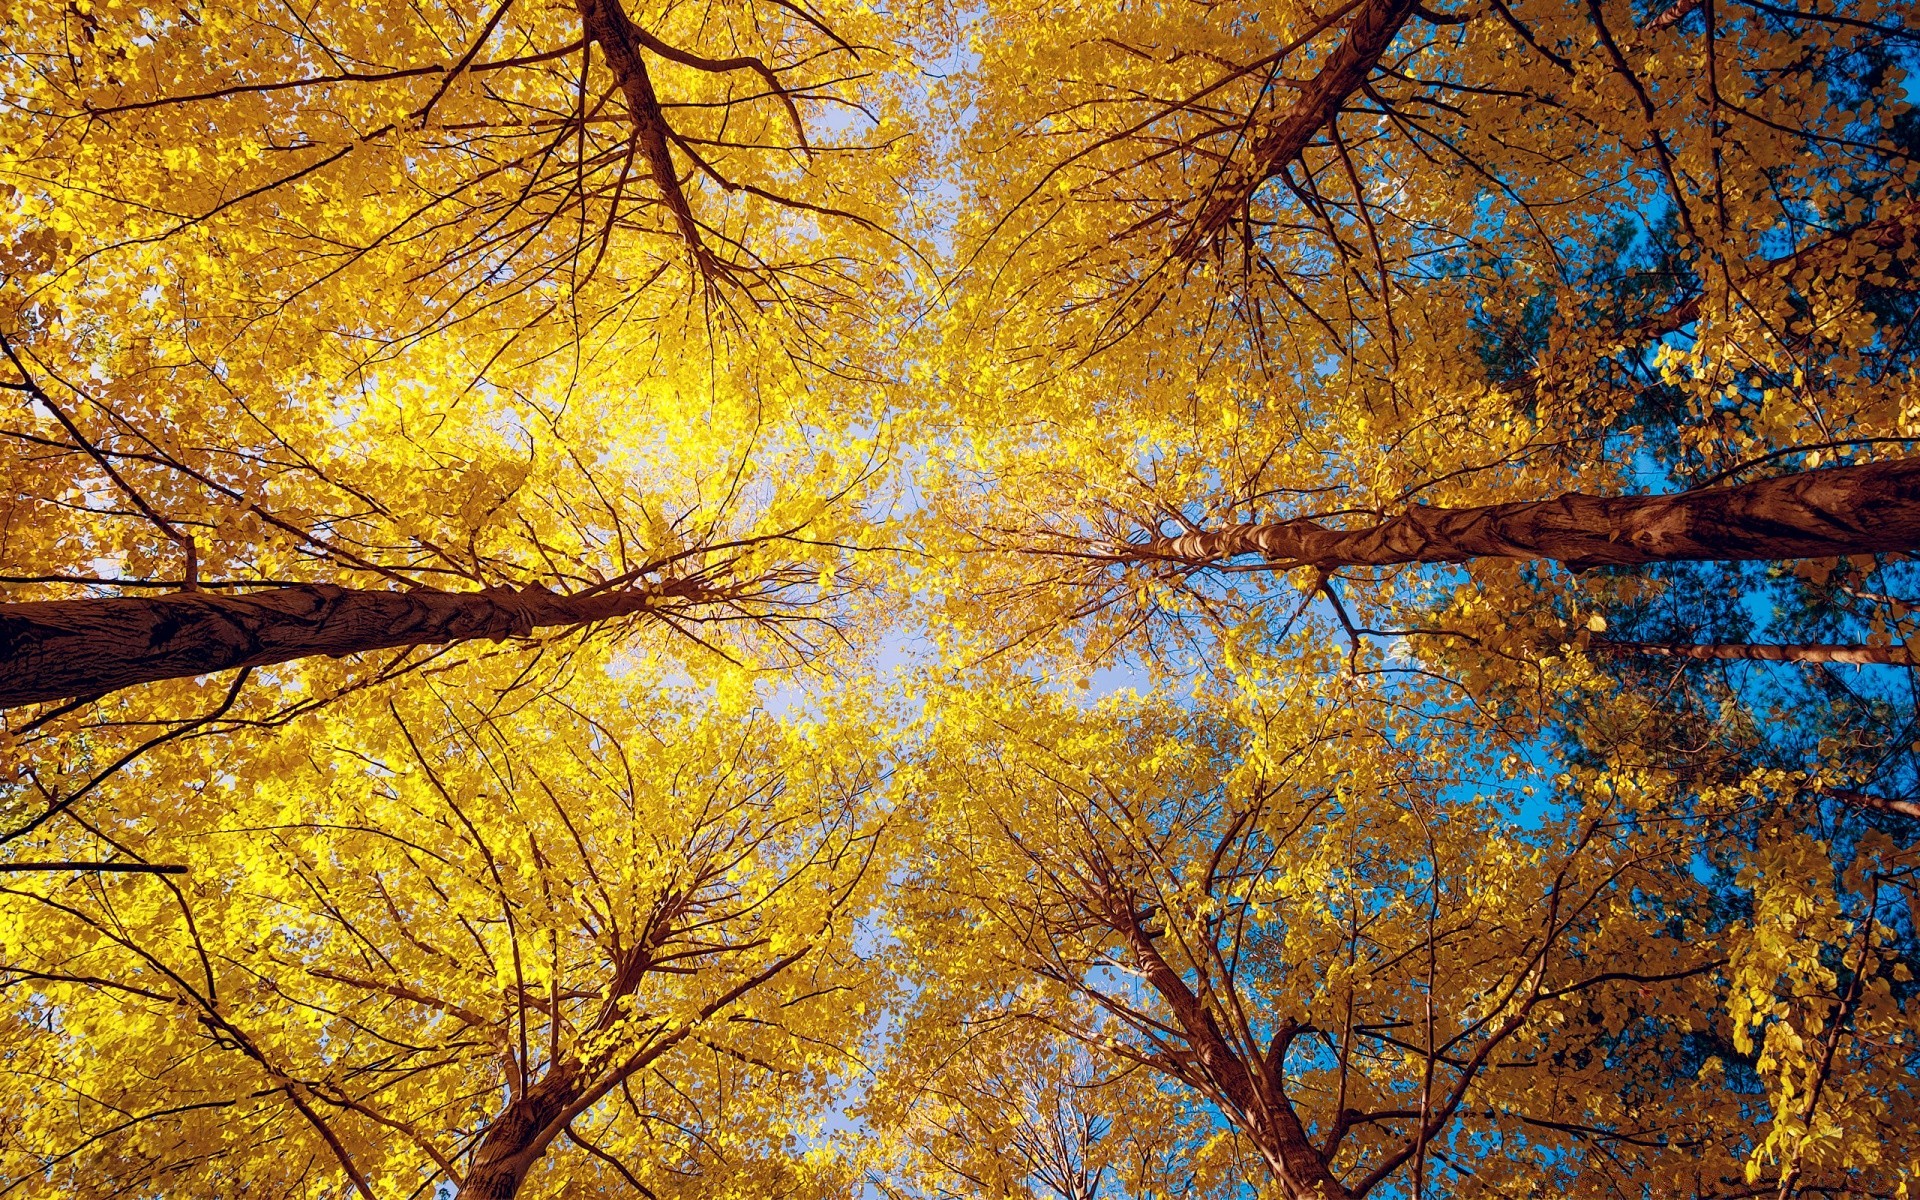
[1,0,1917,1195]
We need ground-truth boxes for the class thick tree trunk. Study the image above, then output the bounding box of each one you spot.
[1595,640,1914,666]
[1176,0,1421,255]
[460,1067,582,1200]
[0,580,702,710]
[1136,459,1920,571]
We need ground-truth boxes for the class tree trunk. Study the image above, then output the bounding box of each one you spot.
[1176,0,1421,255]
[0,580,705,710]
[1107,900,1354,1199]
[577,0,717,276]
[1594,640,1914,666]
[1135,459,1920,571]
[459,1067,583,1200]
[1821,789,1920,820]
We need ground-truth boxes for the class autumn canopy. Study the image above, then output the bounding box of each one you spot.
[1,0,1917,1194]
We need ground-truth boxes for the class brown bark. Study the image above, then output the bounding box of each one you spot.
[1594,640,1914,666]
[459,1066,583,1200]
[1176,0,1422,256]
[577,0,719,277]
[0,861,188,873]
[456,945,805,1198]
[1821,788,1920,820]
[1646,0,1700,30]
[0,580,708,710]
[1134,458,1920,572]
[1107,898,1352,1199]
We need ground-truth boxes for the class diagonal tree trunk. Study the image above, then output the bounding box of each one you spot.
[458,1066,586,1200]
[1820,788,1920,820]
[1104,894,1353,1199]
[1130,459,1920,572]
[577,0,720,277]
[0,579,716,710]
[1175,0,1422,256]
[455,944,807,1198]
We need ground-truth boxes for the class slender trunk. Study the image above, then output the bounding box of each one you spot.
[1648,0,1700,29]
[1641,199,1920,337]
[459,947,806,1197]
[1177,0,1421,255]
[1594,640,1913,666]
[1821,789,1920,820]
[0,580,704,710]
[1108,901,1353,1199]
[577,0,718,275]
[1136,459,1920,571]
[460,1067,582,1200]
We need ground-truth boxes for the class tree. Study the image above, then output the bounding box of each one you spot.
[2,0,914,328]
[0,325,883,847]
[0,0,913,720]
[889,673,1920,1199]
[0,675,891,1198]
[5,0,1920,1195]
[917,0,1919,674]
[866,1017,1228,1200]
[0,561,806,711]
[3,9,913,1188]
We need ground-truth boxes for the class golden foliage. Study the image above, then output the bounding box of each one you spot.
[3,0,1918,1194]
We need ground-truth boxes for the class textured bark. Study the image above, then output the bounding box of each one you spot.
[456,945,805,1198]
[1594,640,1914,666]
[1176,0,1421,256]
[0,861,188,873]
[0,580,703,710]
[1646,0,1700,30]
[1135,459,1920,571]
[459,1066,583,1200]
